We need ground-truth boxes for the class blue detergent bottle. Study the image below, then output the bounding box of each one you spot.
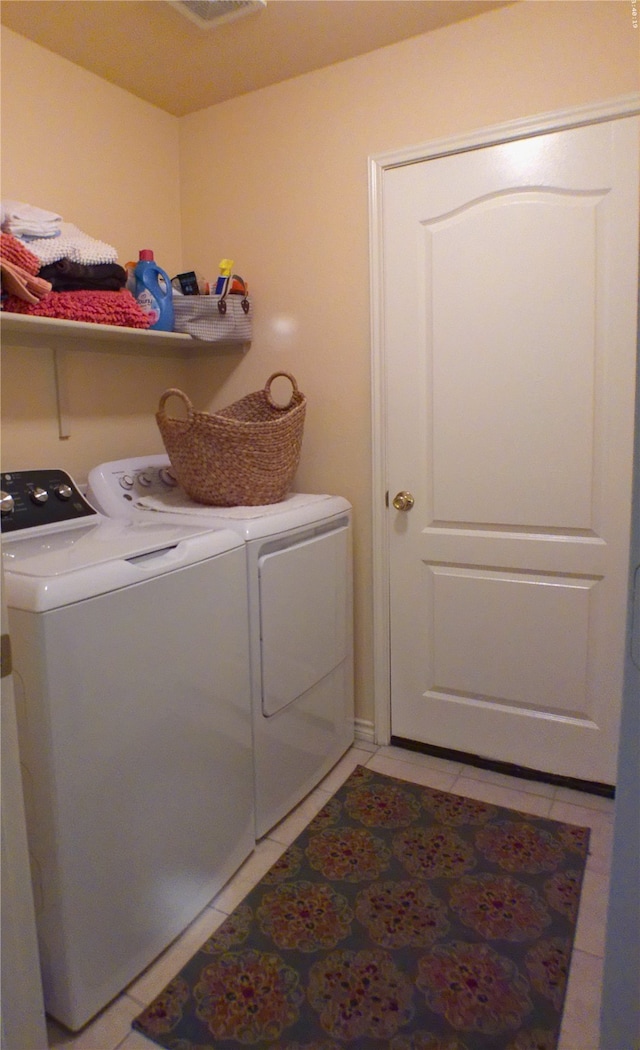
[134,250,174,331]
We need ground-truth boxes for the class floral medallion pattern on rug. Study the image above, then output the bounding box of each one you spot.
[133,765,589,1050]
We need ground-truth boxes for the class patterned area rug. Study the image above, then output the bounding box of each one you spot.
[133,765,589,1050]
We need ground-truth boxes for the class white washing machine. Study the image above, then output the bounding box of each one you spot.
[87,455,355,839]
[1,468,255,1031]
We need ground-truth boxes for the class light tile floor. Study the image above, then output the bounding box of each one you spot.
[47,742,614,1050]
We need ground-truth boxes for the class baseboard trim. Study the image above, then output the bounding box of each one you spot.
[354,719,375,744]
[390,736,615,799]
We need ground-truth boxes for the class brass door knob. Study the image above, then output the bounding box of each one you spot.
[392,491,415,511]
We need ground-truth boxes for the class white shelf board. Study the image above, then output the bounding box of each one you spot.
[0,312,247,356]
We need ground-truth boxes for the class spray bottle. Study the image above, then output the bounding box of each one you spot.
[215,259,234,295]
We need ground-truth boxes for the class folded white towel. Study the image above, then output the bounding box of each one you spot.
[1,199,62,238]
[138,490,332,519]
[21,222,119,266]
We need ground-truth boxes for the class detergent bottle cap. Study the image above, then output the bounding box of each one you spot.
[139,249,154,261]
[219,258,234,276]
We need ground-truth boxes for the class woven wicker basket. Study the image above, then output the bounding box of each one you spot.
[156,372,306,506]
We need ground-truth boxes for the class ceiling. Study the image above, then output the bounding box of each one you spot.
[0,0,512,116]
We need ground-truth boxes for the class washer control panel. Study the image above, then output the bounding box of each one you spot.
[0,470,97,533]
[87,455,177,518]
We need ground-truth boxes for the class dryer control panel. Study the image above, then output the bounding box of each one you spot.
[0,470,97,533]
[87,455,176,518]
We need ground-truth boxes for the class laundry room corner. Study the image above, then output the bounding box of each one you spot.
[1,3,638,1045]
[1,0,637,743]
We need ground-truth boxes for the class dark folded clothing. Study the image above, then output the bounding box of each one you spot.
[39,258,127,292]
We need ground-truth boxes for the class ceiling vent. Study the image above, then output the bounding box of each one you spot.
[168,0,266,30]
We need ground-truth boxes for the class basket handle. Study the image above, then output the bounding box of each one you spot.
[217,279,250,315]
[217,283,229,315]
[264,372,300,410]
[157,388,194,420]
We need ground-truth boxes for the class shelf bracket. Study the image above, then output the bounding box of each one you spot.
[53,347,71,440]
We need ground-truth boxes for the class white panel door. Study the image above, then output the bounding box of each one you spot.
[382,115,639,785]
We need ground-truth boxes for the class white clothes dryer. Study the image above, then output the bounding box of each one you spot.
[1,468,254,1031]
[87,456,355,839]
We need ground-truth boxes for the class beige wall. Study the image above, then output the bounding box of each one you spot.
[178,1,638,728]
[0,28,187,471]
[0,29,183,270]
[1,2,638,729]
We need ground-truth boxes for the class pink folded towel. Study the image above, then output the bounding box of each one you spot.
[0,232,41,275]
[2,289,153,328]
[1,259,52,304]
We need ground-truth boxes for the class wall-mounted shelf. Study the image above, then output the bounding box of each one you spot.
[1,312,249,439]
[0,312,249,357]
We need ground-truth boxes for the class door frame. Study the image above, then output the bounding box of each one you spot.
[368,93,640,746]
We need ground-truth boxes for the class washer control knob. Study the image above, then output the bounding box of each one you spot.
[119,474,134,490]
[159,468,178,487]
[30,487,48,505]
[55,483,73,501]
[0,491,15,516]
[137,472,152,487]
